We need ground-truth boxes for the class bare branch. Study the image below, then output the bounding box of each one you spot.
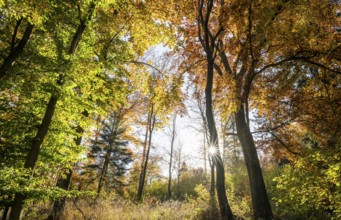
[124,60,163,75]
[270,132,299,155]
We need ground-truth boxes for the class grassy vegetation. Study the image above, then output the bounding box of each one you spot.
[14,197,218,220]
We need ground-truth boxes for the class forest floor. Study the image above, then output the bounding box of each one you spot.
[19,198,222,220]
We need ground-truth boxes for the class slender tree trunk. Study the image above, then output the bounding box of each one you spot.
[0,22,34,80]
[197,0,233,217]
[97,146,112,195]
[235,104,273,219]
[137,105,152,201]
[176,146,181,200]
[167,115,176,200]
[138,111,156,201]
[205,59,233,219]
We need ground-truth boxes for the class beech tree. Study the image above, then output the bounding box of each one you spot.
[196,0,234,218]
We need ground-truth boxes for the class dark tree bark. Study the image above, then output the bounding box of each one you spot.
[9,3,96,217]
[137,104,156,201]
[235,104,273,219]
[97,147,112,195]
[137,105,151,201]
[206,59,233,219]
[167,115,176,199]
[9,93,59,218]
[197,0,233,218]
[46,169,73,220]
[214,3,274,218]
[0,22,34,80]
[2,202,10,220]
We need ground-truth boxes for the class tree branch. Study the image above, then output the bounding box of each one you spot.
[270,132,299,155]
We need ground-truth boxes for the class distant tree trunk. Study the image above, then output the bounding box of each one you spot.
[9,4,96,216]
[208,156,215,197]
[235,104,273,219]
[137,104,155,201]
[167,115,176,200]
[97,144,113,195]
[176,146,182,200]
[137,106,151,201]
[203,132,207,176]
[0,22,34,80]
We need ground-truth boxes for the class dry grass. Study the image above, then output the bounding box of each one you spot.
[62,198,212,220]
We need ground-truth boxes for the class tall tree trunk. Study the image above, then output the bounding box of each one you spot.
[0,22,34,80]
[167,115,176,200]
[137,105,152,201]
[9,94,59,220]
[97,145,112,195]
[235,104,273,219]
[197,0,233,217]
[137,108,155,201]
[9,5,94,216]
[205,58,233,219]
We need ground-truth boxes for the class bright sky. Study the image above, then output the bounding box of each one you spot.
[140,45,208,177]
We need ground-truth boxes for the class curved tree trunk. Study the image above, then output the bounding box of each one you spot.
[205,59,233,219]
[235,104,273,219]
[196,0,234,216]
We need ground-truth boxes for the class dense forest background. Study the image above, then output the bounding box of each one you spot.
[0,0,340,219]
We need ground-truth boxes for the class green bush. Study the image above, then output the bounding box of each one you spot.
[272,148,341,219]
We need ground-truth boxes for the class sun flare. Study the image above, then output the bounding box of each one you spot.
[208,146,217,155]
